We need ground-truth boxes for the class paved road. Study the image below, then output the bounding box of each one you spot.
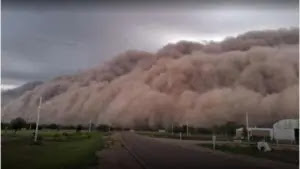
[120,132,297,169]
[97,134,143,169]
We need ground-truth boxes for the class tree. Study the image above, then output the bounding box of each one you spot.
[48,123,59,130]
[1,122,10,129]
[242,126,248,139]
[223,121,243,136]
[213,122,243,136]
[197,128,212,135]
[173,125,184,133]
[76,125,82,133]
[26,122,36,130]
[10,117,26,133]
[96,124,110,132]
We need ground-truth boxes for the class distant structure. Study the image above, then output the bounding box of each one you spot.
[273,119,299,144]
[235,119,299,144]
[235,127,273,140]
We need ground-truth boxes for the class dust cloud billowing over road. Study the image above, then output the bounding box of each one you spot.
[3,28,299,128]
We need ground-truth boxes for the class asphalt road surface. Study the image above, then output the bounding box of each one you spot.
[120,132,297,169]
[97,133,143,169]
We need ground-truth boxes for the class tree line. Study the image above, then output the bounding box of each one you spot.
[1,117,114,133]
[2,117,247,137]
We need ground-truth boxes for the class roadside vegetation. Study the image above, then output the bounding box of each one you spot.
[137,131,232,141]
[199,143,299,165]
[136,121,244,141]
[2,117,105,169]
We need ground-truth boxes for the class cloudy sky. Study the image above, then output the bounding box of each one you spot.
[1,1,299,90]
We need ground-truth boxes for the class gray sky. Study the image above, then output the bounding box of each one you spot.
[1,1,299,89]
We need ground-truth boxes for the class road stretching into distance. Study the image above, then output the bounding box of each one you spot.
[119,132,297,169]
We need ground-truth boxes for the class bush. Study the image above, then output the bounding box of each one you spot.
[76,125,83,133]
[47,123,59,130]
[59,125,75,130]
[242,126,248,139]
[62,132,69,136]
[10,117,26,133]
[213,122,243,136]
[31,132,43,144]
[86,133,92,139]
[197,128,213,135]
[1,122,10,130]
[167,125,184,133]
[26,123,36,130]
[96,124,110,132]
[52,133,64,141]
[30,135,43,145]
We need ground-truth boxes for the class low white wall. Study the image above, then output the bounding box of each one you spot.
[273,128,295,141]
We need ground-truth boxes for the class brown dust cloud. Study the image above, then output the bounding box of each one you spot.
[3,28,299,128]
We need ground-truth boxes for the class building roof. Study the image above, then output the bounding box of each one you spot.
[273,119,299,129]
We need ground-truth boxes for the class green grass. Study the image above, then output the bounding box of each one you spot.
[200,143,299,165]
[2,130,104,169]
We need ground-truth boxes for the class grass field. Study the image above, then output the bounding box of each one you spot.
[2,130,104,169]
[200,143,299,165]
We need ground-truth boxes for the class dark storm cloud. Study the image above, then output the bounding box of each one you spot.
[1,0,299,88]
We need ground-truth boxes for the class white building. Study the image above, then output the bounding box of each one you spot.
[273,119,299,142]
[235,119,299,143]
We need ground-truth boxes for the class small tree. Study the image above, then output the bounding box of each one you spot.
[96,124,110,132]
[242,126,248,140]
[173,125,184,133]
[26,122,36,130]
[197,127,212,135]
[224,121,243,136]
[48,123,58,130]
[76,125,82,133]
[10,117,26,133]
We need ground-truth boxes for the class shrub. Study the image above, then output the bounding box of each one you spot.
[26,123,36,130]
[197,128,213,135]
[242,126,248,139]
[1,122,9,129]
[52,133,63,141]
[86,133,91,139]
[62,132,69,136]
[96,124,110,132]
[30,132,43,144]
[48,123,59,130]
[76,125,82,133]
[10,117,26,133]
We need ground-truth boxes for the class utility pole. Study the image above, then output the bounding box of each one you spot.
[212,135,216,151]
[3,106,8,134]
[186,121,189,136]
[88,120,92,132]
[246,112,250,142]
[171,123,174,135]
[27,115,31,130]
[34,97,42,142]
